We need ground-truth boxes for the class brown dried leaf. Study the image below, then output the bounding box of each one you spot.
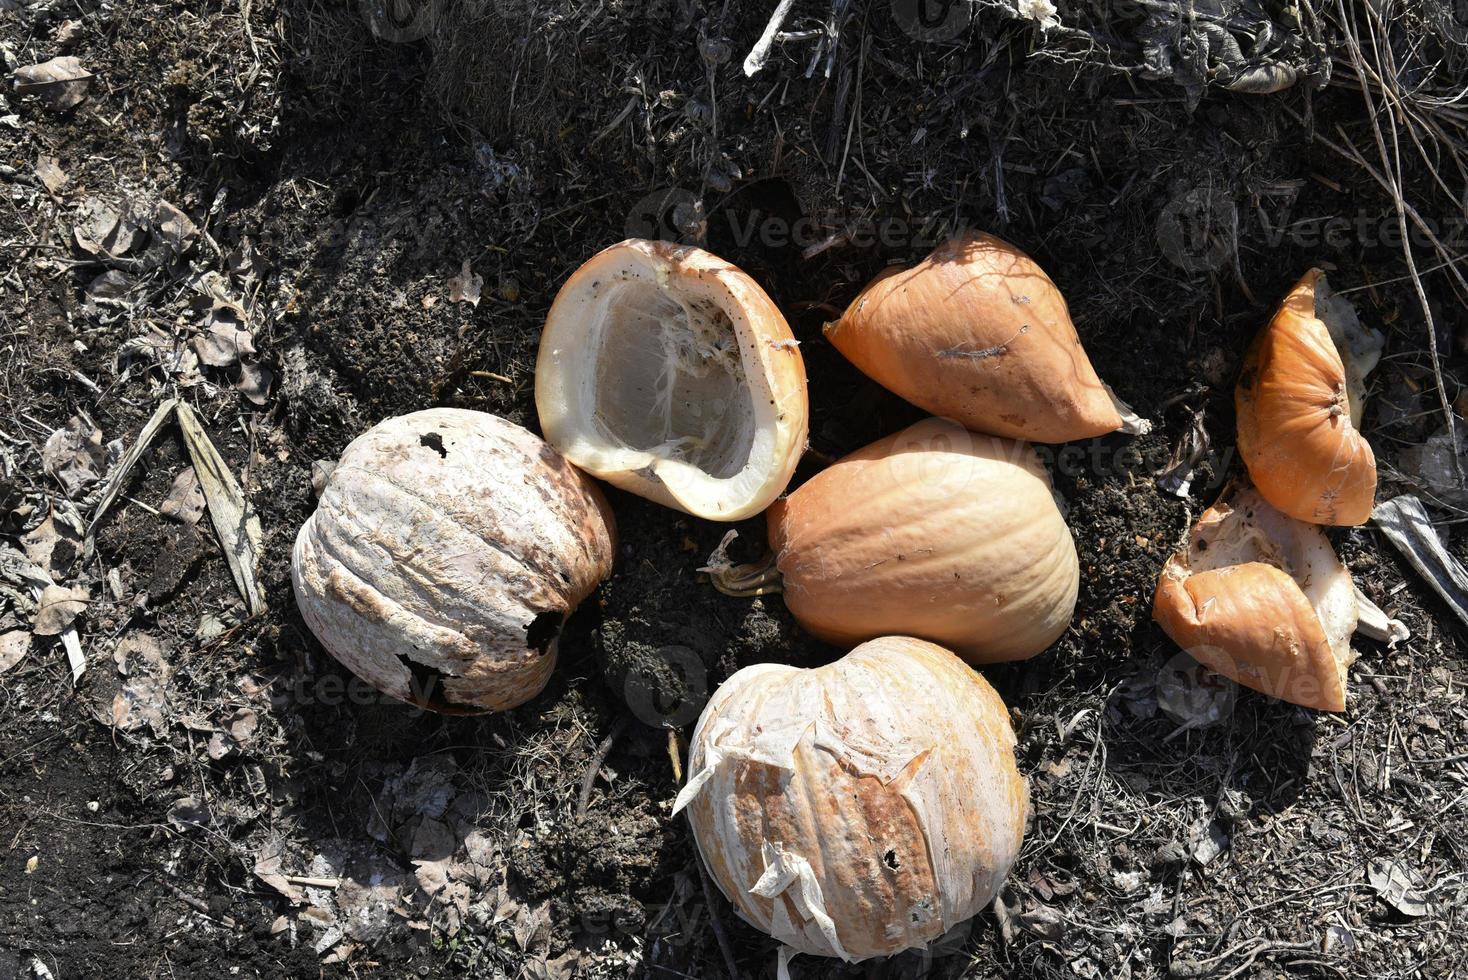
[0,629,30,674]
[111,675,168,734]
[192,321,256,368]
[42,416,107,495]
[159,466,206,526]
[177,403,266,615]
[32,584,87,635]
[236,360,273,405]
[1368,858,1431,918]
[35,154,67,194]
[11,56,94,110]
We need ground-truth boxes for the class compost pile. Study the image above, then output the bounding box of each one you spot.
[2,0,1468,978]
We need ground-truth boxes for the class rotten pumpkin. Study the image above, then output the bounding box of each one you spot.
[291,408,615,714]
[675,635,1029,965]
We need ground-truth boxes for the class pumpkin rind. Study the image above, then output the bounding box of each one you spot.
[1152,486,1357,711]
[292,408,616,714]
[1235,270,1377,526]
[536,239,808,521]
[767,418,1078,663]
[676,636,1029,962]
[823,233,1122,443]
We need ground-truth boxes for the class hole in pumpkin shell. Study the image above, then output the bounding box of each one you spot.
[396,650,457,712]
[526,611,564,654]
[883,849,900,870]
[419,431,448,457]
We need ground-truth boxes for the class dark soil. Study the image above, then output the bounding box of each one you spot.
[2,1,1467,978]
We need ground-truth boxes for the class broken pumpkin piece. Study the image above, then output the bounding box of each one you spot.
[535,239,808,521]
[292,409,615,714]
[1152,486,1358,712]
[822,232,1143,443]
[1236,269,1381,526]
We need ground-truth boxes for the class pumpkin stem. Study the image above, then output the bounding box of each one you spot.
[709,551,783,597]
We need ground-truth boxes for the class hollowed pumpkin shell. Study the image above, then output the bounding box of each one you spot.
[823,233,1128,443]
[292,408,615,714]
[1235,269,1381,525]
[767,418,1078,663]
[536,239,808,521]
[1153,486,1358,711]
[674,635,1028,963]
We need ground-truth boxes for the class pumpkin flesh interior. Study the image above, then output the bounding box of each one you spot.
[588,279,756,480]
[1312,274,1382,427]
[1187,489,1357,673]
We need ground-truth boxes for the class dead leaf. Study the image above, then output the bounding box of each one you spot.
[1374,495,1468,629]
[54,19,83,49]
[112,674,168,734]
[227,237,268,283]
[150,201,197,254]
[1368,858,1431,917]
[254,841,307,904]
[159,466,206,525]
[447,260,482,307]
[228,706,258,742]
[512,903,550,952]
[410,818,455,862]
[113,632,170,677]
[11,56,93,110]
[236,360,273,405]
[1157,652,1236,731]
[0,629,30,673]
[73,196,145,258]
[89,399,177,534]
[84,269,135,307]
[167,796,213,832]
[177,403,266,615]
[207,731,234,760]
[42,416,107,495]
[1018,904,1064,941]
[34,154,67,194]
[192,322,256,368]
[193,271,248,322]
[32,584,87,635]
[1190,818,1229,865]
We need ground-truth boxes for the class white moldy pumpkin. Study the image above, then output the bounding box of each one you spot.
[675,636,1028,964]
[292,408,615,714]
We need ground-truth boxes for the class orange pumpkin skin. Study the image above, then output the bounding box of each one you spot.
[823,233,1122,443]
[675,636,1028,962]
[1155,563,1345,712]
[1235,271,1376,526]
[766,419,1078,663]
[1151,487,1356,712]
